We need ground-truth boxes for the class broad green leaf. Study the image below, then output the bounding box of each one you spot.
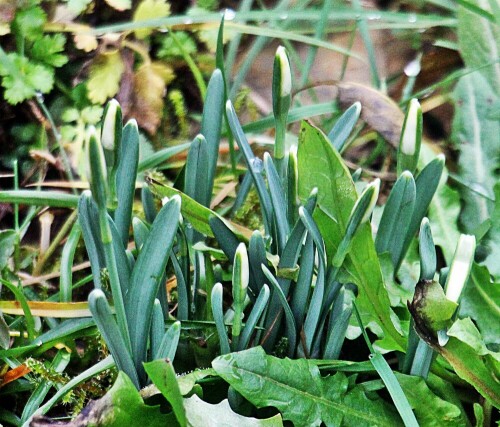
[395,373,463,426]
[409,279,458,333]
[133,0,170,39]
[12,6,45,40]
[176,368,217,396]
[297,121,404,351]
[213,347,400,427]
[459,263,500,346]
[411,302,500,408]
[482,182,500,280]
[0,52,54,104]
[457,0,500,95]
[447,317,500,363]
[30,34,68,68]
[183,395,283,427]
[147,178,252,240]
[439,335,500,409]
[144,359,186,427]
[451,73,499,240]
[87,51,125,104]
[35,372,174,426]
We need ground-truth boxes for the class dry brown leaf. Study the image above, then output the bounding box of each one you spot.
[337,82,404,147]
[129,61,174,134]
[74,32,98,52]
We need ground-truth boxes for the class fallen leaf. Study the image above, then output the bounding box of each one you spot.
[103,0,131,11]
[129,61,174,134]
[0,364,31,388]
[337,82,404,147]
[74,30,98,52]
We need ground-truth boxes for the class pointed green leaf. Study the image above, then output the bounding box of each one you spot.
[297,120,404,351]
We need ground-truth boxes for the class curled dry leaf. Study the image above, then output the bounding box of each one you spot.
[74,28,98,52]
[337,82,404,147]
[129,62,174,134]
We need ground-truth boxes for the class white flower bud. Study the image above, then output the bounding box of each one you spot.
[276,46,291,98]
[359,178,380,224]
[445,234,476,304]
[400,99,421,156]
[101,99,120,150]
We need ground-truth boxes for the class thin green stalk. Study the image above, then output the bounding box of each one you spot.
[339,23,357,81]
[35,95,77,193]
[59,222,82,303]
[299,0,334,88]
[33,210,78,276]
[353,302,419,427]
[13,160,20,272]
[225,0,255,77]
[170,31,207,100]
[229,0,292,99]
[0,278,35,341]
[351,0,381,88]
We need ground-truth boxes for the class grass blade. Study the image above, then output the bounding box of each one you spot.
[138,143,191,172]
[323,284,356,359]
[141,186,157,223]
[59,222,81,302]
[132,217,150,250]
[154,321,181,361]
[201,69,224,206]
[211,282,231,355]
[150,299,164,362]
[78,193,105,289]
[0,191,79,208]
[399,155,445,271]
[262,265,297,357]
[238,284,270,351]
[264,152,289,254]
[375,171,416,269]
[126,196,180,383]
[290,233,314,332]
[419,217,436,281]
[171,254,189,321]
[328,102,361,152]
[20,350,70,424]
[0,279,35,340]
[353,302,419,427]
[248,230,268,296]
[302,251,325,355]
[226,100,274,236]
[115,120,139,247]
[88,289,139,389]
[185,134,209,205]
